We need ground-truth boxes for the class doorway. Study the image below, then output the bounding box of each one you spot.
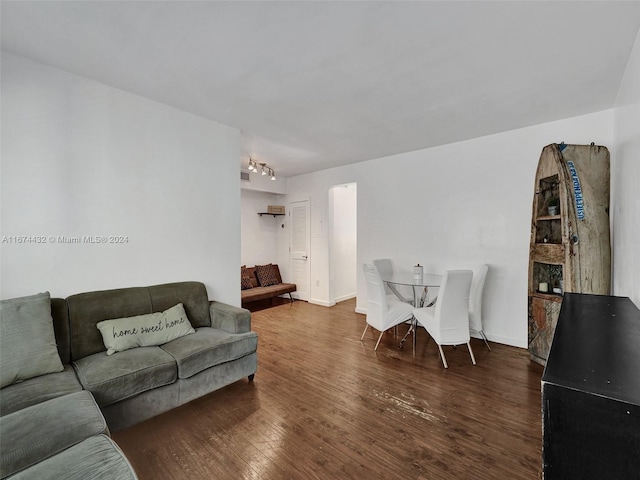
[329,183,357,303]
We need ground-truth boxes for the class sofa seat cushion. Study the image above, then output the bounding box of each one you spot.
[8,434,138,480]
[0,390,108,479]
[160,327,258,379]
[241,283,296,303]
[0,365,82,417]
[72,347,177,407]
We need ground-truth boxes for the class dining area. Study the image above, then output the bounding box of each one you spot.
[360,259,490,368]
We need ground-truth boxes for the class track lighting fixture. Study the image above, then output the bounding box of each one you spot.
[247,158,276,180]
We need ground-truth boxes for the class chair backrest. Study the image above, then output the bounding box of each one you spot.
[434,270,473,344]
[363,263,389,330]
[469,264,489,332]
[373,259,393,294]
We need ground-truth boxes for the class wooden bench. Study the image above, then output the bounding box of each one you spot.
[241,264,296,306]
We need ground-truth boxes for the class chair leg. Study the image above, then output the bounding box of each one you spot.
[374,331,385,351]
[437,344,448,368]
[467,342,477,365]
[412,325,416,354]
[399,322,413,349]
[360,324,369,341]
[480,330,491,351]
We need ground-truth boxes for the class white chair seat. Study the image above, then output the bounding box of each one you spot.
[385,300,415,325]
[414,307,454,345]
[412,269,475,368]
[361,263,414,351]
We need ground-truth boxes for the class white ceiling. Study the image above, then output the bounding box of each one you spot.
[2,1,640,178]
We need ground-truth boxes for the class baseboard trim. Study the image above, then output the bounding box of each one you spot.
[471,332,527,349]
[334,293,356,303]
[355,307,367,314]
[308,299,336,307]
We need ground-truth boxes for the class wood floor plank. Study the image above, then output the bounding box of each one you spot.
[113,298,543,479]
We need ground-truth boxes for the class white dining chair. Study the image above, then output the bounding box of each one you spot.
[373,258,414,304]
[361,263,414,351]
[469,264,490,351]
[412,270,475,368]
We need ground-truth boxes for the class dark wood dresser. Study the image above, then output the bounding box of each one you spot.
[542,292,640,479]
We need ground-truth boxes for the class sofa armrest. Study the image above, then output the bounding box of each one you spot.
[209,301,251,333]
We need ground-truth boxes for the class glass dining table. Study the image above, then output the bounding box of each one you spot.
[381,273,442,350]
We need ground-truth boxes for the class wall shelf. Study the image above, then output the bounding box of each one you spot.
[258,212,285,217]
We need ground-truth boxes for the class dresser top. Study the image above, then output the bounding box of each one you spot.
[542,293,640,406]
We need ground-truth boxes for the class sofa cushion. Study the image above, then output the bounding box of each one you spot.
[241,267,254,290]
[160,327,258,379]
[148,281,211,328]
[8,434,138,480]
[72,347,177,407]
[96,303,195,355]
[0,292,64,388]
[50,297,72,364]
[244,267,260,288]
[67,282,211,361]
[0,365,82,417]
[241,283,297,303]
[0,390,108,478]
[255,264,280,287]
[68,286,153,360]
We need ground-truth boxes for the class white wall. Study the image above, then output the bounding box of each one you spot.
[329,183,357,302]
[1,52,242,304]
[284,110,614,348]
[241,169,287,195]
[613,30,640,305]
[241,189,282,267]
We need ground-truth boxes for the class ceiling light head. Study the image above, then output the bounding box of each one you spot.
[246,159,276,179]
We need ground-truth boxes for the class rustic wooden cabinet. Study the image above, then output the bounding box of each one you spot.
[528,143,611,365]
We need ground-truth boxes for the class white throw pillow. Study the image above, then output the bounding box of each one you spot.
[96,303,195,355]
[0,291,64,388]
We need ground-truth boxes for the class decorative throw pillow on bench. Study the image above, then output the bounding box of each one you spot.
[255,264,280,287]
[96,303,195,355]
[241,266,254,290]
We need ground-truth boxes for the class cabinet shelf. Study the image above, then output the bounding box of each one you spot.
[536,215,561,221]
[534,216,562,244]
[531,291,563,303]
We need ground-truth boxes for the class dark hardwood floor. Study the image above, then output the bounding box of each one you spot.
[113,298,543,479]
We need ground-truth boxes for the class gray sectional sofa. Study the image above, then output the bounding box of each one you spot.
[0,281,258,479]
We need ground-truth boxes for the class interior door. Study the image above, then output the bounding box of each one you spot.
[289,200,310,301]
